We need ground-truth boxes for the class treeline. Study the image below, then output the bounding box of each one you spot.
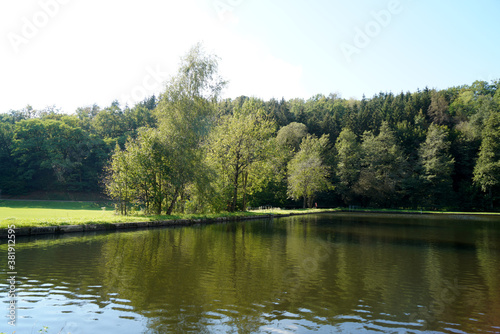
[0,97,157,196]
[1,45,499,211]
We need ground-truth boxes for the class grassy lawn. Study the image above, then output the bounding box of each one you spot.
[0,200,276,229]
[0,200,127,228]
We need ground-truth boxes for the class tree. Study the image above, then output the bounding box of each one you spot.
[0,122,20,194]
[206,99,276,211]
[418,123,455,207]
[428,91,450,125]
[287,134,332,208]
[265,97,293,127]
[104,145,134,215]
[105,43,226,215]
[249,122,307,209]
[12,118,96,192]
[91,101,126,141]
[153,43,226,214]
[276,122,308,152]
[355,122,407,207]
[104,128,174,215]
[473,111,500,208]
[334,128,361,204]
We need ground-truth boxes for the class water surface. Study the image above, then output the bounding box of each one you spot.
[1,213,500,333]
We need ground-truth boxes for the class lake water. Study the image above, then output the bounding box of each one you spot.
[1,213,500,333]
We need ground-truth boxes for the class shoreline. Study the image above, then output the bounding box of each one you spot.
[0,211,321,239]
[1,209,499,239]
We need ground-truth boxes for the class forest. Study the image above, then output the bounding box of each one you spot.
[1,45,499,213]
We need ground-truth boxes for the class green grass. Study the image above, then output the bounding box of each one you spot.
[0,200,275,229]
[2,200,498,229]
[0,200,337,229]
[0,200,133,228]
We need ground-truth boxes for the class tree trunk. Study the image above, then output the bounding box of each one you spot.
[490,187,493,210]
[156,174,162,215]
[232,172,238,212]
[303,184,307,209]
[179,189,185,214]
[232,158,240,212]
[167,186,181,215]
[242,171,248,211]
[144,185,149,214]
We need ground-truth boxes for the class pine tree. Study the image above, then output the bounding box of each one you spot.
[355,122,407,207]
[335,128,360,204]
[473,111,500,208]
[418,123,455,207]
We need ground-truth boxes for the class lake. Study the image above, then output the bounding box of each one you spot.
[1,213,500,333]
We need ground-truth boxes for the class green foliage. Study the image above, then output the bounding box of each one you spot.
[334,128,361,204]
[11,118,106,193]
[105,44,226,215]
[276,122,308,152]
[418,124,455,206]
[0,122,19,194]
[206,98,277,211]
[287,134,332,208]
[474,111,500,208]
[354,122,408,207]
[104,144,134,215]
[428,90,451,125]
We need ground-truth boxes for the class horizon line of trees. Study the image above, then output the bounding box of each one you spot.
[1,46,499,212]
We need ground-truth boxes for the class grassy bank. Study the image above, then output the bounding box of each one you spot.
[0,200,119,228]
[0,200,337,229]
[1,200,498,230]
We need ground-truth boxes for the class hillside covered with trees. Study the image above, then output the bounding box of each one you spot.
[1,45,499,212]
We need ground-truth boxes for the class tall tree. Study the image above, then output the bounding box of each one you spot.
[334,128,361,204]
[355,122,407,207]
[473,111,500,208]
[287,134,332,208]
[418,123,455,207]
[105,44,226,214]
[154,43,226,214]
[104,145,134,215]
[428,91,450,125]
[206,98,276,211]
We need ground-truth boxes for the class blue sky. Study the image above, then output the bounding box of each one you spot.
[1,0,499,113]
